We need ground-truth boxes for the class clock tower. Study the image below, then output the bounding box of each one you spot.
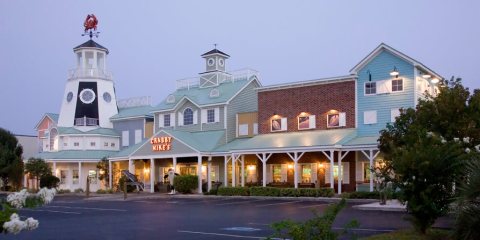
[199,48,231,88]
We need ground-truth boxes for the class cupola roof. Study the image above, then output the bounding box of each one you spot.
[73,39,109,54]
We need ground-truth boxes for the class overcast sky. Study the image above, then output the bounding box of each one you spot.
[1,1,479,135]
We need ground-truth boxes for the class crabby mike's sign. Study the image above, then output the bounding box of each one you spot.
[151,136,172,151]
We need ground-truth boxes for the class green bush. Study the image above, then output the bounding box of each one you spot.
[342,191,398,199]
[250,186,281,196]
[39,174,60,189]
[250,187,334,197]
[217,187,250,196]
[24,196,43,208]
[58,189,72,194]
[96,188,114,194]
[118,175,136,193]
[280,188,299,197]
[173,175,199,194]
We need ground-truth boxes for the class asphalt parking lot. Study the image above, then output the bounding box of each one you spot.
[3,194,452,240]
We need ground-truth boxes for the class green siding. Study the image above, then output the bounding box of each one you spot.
[227,80,260,142]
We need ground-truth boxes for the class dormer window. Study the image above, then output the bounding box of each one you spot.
[209,88,220,98]
[166,95,176,103]
[183,108,194,125]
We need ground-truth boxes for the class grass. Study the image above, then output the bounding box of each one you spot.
[362,229,452,240]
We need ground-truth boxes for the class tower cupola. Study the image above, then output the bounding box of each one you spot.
[199,47,231,88]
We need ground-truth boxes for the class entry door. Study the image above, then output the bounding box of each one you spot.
[287,167,294,184]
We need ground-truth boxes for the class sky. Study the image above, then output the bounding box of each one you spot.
[0,1,479,135]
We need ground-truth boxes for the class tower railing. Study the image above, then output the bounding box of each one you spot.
[75,117,99,126]
[68,68,113,80]
[175,68,259,90]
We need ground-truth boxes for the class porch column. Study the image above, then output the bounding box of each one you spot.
[207,156,212,192]
[231,154,236,187]
[287,152,305,189]
[150,158,155,193]
[241,155,245,187]
[262,160,267,187]
[224,155,229,187]
[52,162,57,176]
[128,158,134,174]
[108,160,112,189]
[173,157,177,173]
[78,162,83,190]
[24,174,28,188]
[321,151,335,189]
[361,150,380,192]
[197,155,202,194]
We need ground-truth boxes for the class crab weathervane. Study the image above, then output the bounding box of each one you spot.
[81,14,100,39]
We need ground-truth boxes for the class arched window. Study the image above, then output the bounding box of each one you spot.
[183,108,193,125]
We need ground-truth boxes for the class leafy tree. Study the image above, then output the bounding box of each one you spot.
[96,157,109,187]
[378,78,480,234]
[24,158,51,189]
[0,128,23,191]
[455,156,480,240]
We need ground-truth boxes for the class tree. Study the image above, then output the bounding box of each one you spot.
[0,128,23,191]
[96,157,109,187]
[378,78,480,234]
[24,158,51,190]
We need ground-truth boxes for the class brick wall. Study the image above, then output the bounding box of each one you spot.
[258,80,356,134]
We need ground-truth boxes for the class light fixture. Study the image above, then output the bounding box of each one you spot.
[248,165,256,171]
[287,164,294,169]
[202,165,207,172]
[431,78,439,84]
[367,70,372,82]
[143,168,150,175]
[299,112,307,116]
[422,74,431,79]
[99,169,105,175]
[390,66,399,78]
[318,163,325,169]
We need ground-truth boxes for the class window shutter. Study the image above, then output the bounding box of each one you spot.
[281,164,287,182]
[356,161,363,182]
[193,110,198,124]
[238,124,248,136]
[170,113,176,127]
[342,162,350,184]
[201,109,207,124]
[377,80,392,94]
[390,108,400,122]
[159,114,164,128]
[308,115,316,129]
[339,112,346,127]
[134,129,142,144]
[253,123,258,135]
[214,107,220,122]
[281,118,287,131]
[178,112,184,126]
[364,111,377,124]
[122,131,129,147]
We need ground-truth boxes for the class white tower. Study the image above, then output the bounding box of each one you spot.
[199,48,231,88]
[57,40,118,130]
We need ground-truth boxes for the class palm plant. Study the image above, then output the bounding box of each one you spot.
[455,158,480,239]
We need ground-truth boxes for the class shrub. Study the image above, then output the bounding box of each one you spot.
[118,176,136,193]
[173,175,198,194]
[250,187,334,197]
[58,189,72,194]
[280,188,299,197]
[217,187,250,196]
[341,191,398,199]
[39,174,60,189]
[96,189,106,194]
[250,187,280,196]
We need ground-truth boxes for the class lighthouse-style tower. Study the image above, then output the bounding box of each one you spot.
[57,39,118,129]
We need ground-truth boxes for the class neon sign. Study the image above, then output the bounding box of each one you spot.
[150,136,172,151]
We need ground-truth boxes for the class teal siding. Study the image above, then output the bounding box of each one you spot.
[357,50,415,136]
[227,80,260,142]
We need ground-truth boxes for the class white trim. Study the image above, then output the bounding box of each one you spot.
[258,76,355,92]
[110,116,152,122]
[355,79,358,128]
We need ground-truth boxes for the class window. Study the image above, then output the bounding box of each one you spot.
[164,114,171,127]
[64,142,68,147]
[90,142,96,147]
[60,170,67,184]
[180,166,197,175]
[104,142,108,147]
[365,82,376,95]
[209,88,220,98]
[74,142,80,147]
[298,115,316,130]
[392,79,403,92]
[271,117,287,132]
[238,124,249,136]
[201,108,219,124]
[88,170,97,184]
[135,129,142,144]
[122,131,129,147]
[207,109,215,123]
[111,142,115,147]
[72,170,79,184]
[363,163,371,183]
[273,165,282,182]
[183,108,193,125]
[364,110,377,124]
[301,165,311,183]
[390,108,401,122]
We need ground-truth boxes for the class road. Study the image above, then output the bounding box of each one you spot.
[2,194,452,239]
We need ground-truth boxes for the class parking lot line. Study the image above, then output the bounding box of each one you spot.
[332,227,394,232]
[255,200,302,207]
[21,209,81,215]
[46,206,127,212]
[216,199,265,206]
[178,230,272,239]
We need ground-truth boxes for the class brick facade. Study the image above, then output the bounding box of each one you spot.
[258,80,356,134]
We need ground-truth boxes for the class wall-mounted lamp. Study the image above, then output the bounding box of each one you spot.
[299,112,308,116]
[431,78,439,84]
[390,66,399,78]
[287,164,294,169]
[367,70,372,82]
[143,168,150,175]
[318,163,325,169]
[248,165,256,171]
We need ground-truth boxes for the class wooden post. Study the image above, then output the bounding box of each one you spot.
[86,177,90,198]
[123,180,127,200]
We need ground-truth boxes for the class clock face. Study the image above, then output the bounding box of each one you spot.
[218,58,224,67]
[103,92,112,103]
[66,92,73,102]
[79,88,96,104]
[207,58,215,66]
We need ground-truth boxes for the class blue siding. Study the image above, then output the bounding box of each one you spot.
[113,119,145,149]
[357,50,415,136]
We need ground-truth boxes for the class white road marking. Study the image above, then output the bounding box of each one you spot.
[256,200,302,207]
[332,227,394,232]
[166,201,178,204]
[46,206,127,212]
[298,203,329,209]
[21,209,81,214]
[216,199,265,206]
[247,223,270,226]
[178,230,282,239]
[133,200,155,203]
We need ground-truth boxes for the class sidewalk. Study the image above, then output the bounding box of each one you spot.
[352,200,406,212]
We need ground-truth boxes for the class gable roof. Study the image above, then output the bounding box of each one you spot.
[349,43,442,79]
[151,77,258,112]
[110,105,154,121]
[201,49,230,58]
[34,113,59,130]
[57,127,120,137]
[36,150,117,161]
